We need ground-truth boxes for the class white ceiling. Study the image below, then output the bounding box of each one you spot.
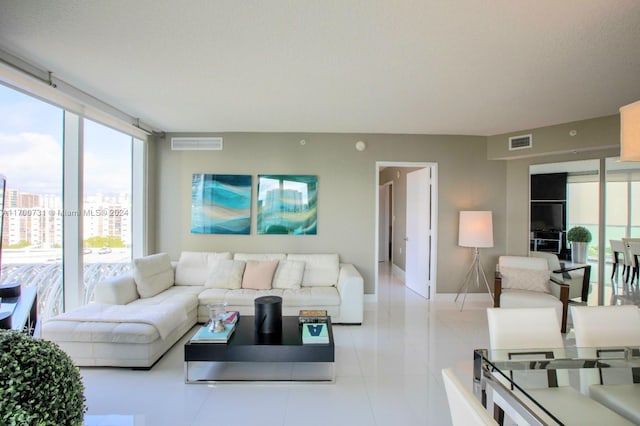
[1,1,639,136]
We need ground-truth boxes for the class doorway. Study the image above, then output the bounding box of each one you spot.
[375,162,438,300]
[378,182,393,262]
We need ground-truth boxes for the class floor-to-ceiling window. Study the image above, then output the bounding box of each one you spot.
[605,157,640,305]
[0,83,143,319]
[82,119,133,302]
[567,176,599,262]
[0,84,64,318]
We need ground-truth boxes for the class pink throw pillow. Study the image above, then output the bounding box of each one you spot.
[241,260,279,290]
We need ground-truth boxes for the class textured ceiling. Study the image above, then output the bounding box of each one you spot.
[0,1,639,135]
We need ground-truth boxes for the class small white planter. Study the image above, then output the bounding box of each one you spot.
[571,242,589,264]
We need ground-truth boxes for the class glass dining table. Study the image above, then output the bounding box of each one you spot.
[473,346,640,425]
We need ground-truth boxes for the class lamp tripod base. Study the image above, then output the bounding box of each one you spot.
[454,248,493,311]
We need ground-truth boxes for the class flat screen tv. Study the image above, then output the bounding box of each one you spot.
[531,202,564,232]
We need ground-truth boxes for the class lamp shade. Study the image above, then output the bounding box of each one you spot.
[620,100,640,161]
[458,211,493,248]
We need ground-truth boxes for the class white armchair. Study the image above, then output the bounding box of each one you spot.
[494,256,569,332]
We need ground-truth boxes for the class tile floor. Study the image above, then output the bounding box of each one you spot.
[82,263,493,426]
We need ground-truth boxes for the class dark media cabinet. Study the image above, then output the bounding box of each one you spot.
[530,173,568,258]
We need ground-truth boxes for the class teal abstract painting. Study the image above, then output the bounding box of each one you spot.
[191,174,252,234]
[257,175,317,235]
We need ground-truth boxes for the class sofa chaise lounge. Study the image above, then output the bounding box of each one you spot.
[42,251,364,368]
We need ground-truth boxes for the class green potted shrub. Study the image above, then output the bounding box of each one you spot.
[567,226,592,263]
[0,330,87,425]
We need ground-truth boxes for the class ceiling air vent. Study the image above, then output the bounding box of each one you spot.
[171,137,223,151]
[508,134,532,151]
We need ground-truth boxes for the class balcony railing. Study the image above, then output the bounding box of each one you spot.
[1,262,131,320]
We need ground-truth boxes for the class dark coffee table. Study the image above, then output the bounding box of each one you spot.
[184,316,334,383]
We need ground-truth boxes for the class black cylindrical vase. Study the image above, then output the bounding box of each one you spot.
[254,295,282,334]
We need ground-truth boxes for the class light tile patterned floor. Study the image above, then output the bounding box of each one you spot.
[81,263,492,426]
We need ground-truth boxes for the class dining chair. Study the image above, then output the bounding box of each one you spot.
[621,238,640,283]
[571,305,640,424]
[626,241,640,286]
[494,256,569,332]
[442,368,497,425]
[486,307,633,425]
[610,239,628,283]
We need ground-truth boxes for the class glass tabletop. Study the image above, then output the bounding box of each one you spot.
[473,346,640,425]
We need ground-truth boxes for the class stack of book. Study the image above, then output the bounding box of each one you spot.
[299,310,329,344]
[191,310,240,343]
[298,309,328,324]
[301,322,329,344]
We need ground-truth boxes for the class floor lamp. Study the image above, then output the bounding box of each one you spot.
[455,211,494,311]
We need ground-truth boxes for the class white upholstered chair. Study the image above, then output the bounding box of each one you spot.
[626,241,640,285]
[621,238,640,283]
[610,239,630,283]
[571,305,640,424]
[442,368,497,425]
[486,307,633,425]
[530,251,591,302]
[494,256,569,332]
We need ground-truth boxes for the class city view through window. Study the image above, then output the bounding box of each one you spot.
[0,84,133,319]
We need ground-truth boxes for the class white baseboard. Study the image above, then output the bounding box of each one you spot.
[391,264,405,280]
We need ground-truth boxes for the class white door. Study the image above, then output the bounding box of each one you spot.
[405,168,430,298]
[378,185,390,261]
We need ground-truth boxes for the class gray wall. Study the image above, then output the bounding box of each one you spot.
[487,114,619,160]
[151,132,507,295]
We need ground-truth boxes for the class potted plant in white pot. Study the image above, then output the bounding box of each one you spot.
[0,330,87,425]
[566,226,592,264]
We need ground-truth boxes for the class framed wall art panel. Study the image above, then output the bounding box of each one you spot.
[191,174,252,234]
[257,174,317,235]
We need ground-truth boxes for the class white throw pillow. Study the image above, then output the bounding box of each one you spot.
[175,251,232,286]
[287,254,339,287]
[133,253,174,298]
[500,267,551,293]
[205,259,246,289]
[273,260,305,289]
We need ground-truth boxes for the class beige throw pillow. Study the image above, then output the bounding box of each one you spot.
[205,259,246,289]
[241,260,279,290]
[500,267,551,293]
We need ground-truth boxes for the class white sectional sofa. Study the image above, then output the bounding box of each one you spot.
[42,251,364,368]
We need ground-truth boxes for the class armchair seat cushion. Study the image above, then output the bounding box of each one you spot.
[590,383,640,424]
